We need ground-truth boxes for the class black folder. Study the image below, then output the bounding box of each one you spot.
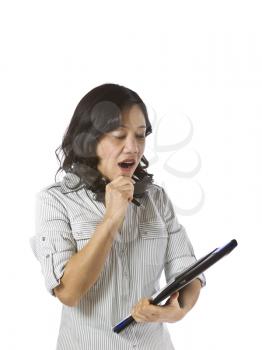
[112,239,238,334]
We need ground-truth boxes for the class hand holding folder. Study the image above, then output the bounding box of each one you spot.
[112,239,238,334]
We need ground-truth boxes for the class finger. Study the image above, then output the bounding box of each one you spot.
[119,183,134,189]
[133,316,147,323]
[123,178,136,185]
[131,298,151,313]
[170,292,179,301]
[134,308,162,323]
[171,291,179,299]
[117,176,136,184]
[164,292,179,306]
[110,183,134,192]
[133,306,157,322]
[132,311,148,323]
[119,189,134,197]
[134,300,161,321]
[131,308,148,323]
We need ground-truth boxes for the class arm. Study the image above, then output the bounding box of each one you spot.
[131,278,202,324]
[31,189,120,307]
[54,217,118,307]
[177,278,202,313]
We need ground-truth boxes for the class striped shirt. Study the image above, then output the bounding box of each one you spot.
[30,171,206,350]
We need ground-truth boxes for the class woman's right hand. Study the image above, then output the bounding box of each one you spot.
[103,175,135,230]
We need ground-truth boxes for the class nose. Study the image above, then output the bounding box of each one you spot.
[123,135,140,153]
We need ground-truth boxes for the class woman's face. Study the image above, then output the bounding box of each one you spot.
[96,104,146,181]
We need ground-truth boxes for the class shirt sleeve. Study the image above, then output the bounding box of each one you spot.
[29,189,77,297]
[161,187,206,288]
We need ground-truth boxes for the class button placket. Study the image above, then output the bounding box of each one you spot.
[128,324,139,348]
[119,245,129,297]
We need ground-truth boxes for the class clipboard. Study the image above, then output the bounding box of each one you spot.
[112,238,238,334]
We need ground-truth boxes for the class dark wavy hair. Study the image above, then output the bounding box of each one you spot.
[54,83,154,193]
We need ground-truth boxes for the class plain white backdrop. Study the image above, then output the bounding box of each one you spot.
[0,1,261,349]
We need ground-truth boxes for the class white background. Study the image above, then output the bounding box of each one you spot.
[0,1,261,349]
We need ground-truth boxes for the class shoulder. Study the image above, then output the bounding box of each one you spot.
[37,172,84,197]
[40,182,61,193]
[35,182,67,212]
[37,181,63,200]
[145,182,166,205]
[35,179,68,210]
[145,183,174,210]
[35,172,87,217]
[147,183,163,195]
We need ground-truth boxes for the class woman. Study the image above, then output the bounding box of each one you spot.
[30,83,206,350]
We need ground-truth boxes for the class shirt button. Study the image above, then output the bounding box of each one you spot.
[46,254,50,258]
[41,237,46,241]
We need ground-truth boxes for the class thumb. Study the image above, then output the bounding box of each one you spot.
[164,291,179,306]
[170,291,179,300]
[169,291,180,305]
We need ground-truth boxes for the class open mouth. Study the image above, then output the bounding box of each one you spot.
[117,161,136,169]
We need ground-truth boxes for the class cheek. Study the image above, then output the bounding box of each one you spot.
[97,142,118,160]
[139,143,145,154]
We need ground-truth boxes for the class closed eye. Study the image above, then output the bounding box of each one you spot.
[115,135,145,140]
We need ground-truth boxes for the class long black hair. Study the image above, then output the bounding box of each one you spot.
[54,83,154,193]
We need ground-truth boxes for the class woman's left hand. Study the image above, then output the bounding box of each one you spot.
[131,292,188,324]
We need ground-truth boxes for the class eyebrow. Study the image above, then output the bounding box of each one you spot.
[119,125,146,129]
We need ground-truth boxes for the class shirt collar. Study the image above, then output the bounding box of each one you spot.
[60,171,85,194]
[60,168,153,201]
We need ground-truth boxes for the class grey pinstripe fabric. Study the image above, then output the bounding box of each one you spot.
[30,172,206,350]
